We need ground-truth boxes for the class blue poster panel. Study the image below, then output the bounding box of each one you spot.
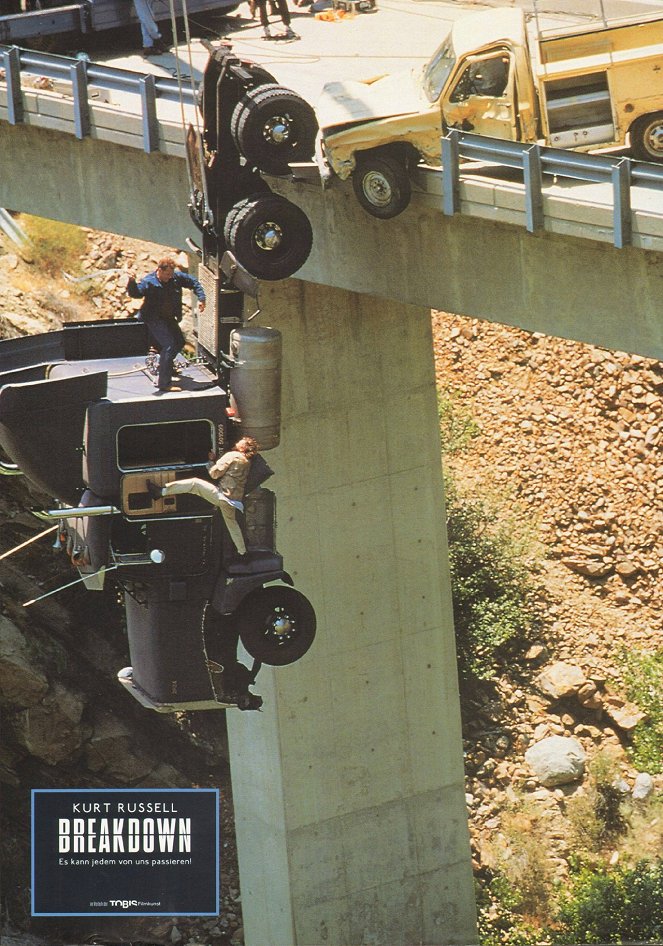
[31,788,219,916]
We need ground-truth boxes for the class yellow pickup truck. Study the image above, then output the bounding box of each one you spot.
[316,8,663,217]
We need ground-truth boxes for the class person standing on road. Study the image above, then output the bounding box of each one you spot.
[127,257,206,392]
[130,0,169,56]
[254,0,297,40]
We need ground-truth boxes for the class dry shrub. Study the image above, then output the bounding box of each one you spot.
[483,796,559,922]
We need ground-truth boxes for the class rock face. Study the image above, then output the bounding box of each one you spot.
[536,661,587,700]
[633,772,654,801]
[525,736,587,787]
[0,614,49,707]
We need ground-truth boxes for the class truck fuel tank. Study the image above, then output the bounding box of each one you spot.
[229,326,282,450]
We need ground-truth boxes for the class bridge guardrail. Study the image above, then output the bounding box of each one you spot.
[3,43,663,247]
[442,129,663,249]
[0,44,195,153]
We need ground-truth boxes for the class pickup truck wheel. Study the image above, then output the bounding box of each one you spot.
[352,152,411,218]
[227,194,313,280]
[630,112,663,162]
[231,85,318,174]
[236,586,316,666]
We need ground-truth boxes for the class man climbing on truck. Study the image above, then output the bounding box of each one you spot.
[127,257,206,393]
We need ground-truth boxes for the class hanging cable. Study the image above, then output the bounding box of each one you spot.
[0,525,58,562]
[23,565,119,608]
[168,0,189,141]
[180,0,204,140]
[168,0,213,231]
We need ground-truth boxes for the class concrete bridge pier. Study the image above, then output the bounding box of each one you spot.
[226,280,477,946]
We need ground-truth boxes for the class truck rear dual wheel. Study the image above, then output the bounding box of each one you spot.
[225,193,313,280]
[630,112,663,162]
[352,151,412,218]
[231,85,318,174]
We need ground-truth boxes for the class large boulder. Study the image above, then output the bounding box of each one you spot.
[85,714,155,782]
[536,661,587,701]
[11,683,86,764]
[525,735,586,787]
[0,614,49,708]
[632,772,654,801]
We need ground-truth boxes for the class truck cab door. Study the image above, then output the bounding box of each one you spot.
[442,50,518,141]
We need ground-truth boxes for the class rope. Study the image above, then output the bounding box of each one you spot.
[0,525,58,562]
[168,0,190,142]
[180,0,204,141]
[23,565,119,608]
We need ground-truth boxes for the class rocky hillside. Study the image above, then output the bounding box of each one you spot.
[433,311,662,933]
[0,220,661,943]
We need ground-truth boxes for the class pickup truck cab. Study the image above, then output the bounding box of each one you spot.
[316,8,663,217]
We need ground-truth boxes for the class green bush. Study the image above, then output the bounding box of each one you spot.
[438,389,480,455]
[617,647,663,774]
[446,478,541,683]
[552,861,663,944]
[20,214,87,277]
[477,875,552,946]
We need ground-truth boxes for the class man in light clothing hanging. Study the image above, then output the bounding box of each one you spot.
[148,437,259,559]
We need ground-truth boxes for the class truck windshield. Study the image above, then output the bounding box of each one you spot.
[421,39,456,103]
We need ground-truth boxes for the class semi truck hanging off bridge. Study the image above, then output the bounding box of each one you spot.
[0,34,326,714]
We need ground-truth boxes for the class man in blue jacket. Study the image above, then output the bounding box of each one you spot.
[127,257,206,392]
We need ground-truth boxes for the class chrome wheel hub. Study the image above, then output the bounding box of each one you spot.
[264,116,291,145]
[269,607,295,640]
[254,221,283,251]
[646,123,663,156]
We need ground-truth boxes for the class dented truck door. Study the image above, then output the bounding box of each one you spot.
[442,50,519,141]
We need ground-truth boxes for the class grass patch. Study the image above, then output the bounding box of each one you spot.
[566,753,628,854]
[438,388,480,455]
[20,214,87,277]
[617,646,663,774]
[446,476,542,683]
[477,874,552,946]
[482,796,559,922]
[551,860,663,944]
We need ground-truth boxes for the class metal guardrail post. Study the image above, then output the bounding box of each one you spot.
[71,57,90,139]
[523,143,544,233]
[442,129,460,216]
[139,73,159,153]
[3,46,23,124]
[612,157,632,249]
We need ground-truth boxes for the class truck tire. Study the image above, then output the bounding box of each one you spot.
[231,85,318,174]
[230,78,283,144]
[236,585,316,666]
[352,151,412,218]
[222,192,264,246]
[226,193,313,280]
[630,112,663,162]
